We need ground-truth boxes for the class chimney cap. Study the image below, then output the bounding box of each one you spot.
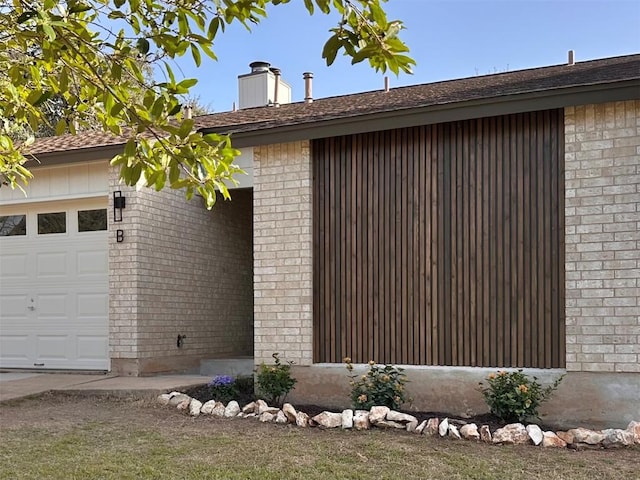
[249,61,271,73]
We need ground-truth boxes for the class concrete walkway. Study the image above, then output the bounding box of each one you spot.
[0,371,210,403]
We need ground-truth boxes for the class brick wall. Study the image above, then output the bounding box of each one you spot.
[565,100,640,373]
[253,142,313,366]
[108,167,253,375]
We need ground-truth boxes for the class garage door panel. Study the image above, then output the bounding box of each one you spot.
[0,253,30,282]
[77,292,108,318]
[77,250,108,277]
[36,252,68,278]
[0,294,28,318]
[36,293,69,320]
[77,335,109,360]
[0,334,31,362]
[36,335,70,360]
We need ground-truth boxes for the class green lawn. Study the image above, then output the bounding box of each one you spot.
[0,394,637,480]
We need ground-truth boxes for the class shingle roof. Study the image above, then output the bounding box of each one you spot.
[30,53,640,155]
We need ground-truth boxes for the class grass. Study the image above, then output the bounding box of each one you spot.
[0,394,637,480]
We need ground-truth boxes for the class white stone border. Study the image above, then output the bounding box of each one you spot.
[158,392,640,450]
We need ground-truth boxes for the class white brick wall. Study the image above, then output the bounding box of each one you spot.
[565,101,640,373]
[253,142,313,366]
[109,167,253,374]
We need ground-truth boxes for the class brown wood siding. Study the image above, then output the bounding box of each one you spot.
[312,110,565,368]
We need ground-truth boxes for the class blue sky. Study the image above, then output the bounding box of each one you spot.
[175,0,640,113]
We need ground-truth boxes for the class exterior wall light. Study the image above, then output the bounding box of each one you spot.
[113,190,126,222]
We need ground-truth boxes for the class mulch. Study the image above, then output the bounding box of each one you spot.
[182,385,558,432]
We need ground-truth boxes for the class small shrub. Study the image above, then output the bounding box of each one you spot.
[207,375,239,403]
[478,369,564,423]
[256,353,297,406]
[345,358,409,411]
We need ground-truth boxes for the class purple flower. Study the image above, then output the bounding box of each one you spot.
[208,375,234,387]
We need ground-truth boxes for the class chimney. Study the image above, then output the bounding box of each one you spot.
[567,50,575,66]
[303,72,313,104]
[238,61,291,109]
[271,67,281,107]
[384,76,390,92]
[183,104,193,119]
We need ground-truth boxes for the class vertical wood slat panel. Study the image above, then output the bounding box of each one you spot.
[313,110,565,368]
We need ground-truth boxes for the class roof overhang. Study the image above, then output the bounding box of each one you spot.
[224,79,640,148]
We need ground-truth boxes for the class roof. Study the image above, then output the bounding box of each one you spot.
[30,53,640,156]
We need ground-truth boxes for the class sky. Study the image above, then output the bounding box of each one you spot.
[174,0,640,113]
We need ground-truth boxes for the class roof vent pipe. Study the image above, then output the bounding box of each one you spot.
[567,50,575,66]
[384,76,390,92]
[271,67,281,107]
[303,72,313,104]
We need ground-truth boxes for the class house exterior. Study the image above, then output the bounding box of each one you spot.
[1,54,638,428]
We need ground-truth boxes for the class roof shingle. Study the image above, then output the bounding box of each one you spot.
[30,54,640,155]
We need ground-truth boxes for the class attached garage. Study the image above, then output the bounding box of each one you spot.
[0,162,109,370]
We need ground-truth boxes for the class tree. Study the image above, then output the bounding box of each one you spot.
[0,0,414,208]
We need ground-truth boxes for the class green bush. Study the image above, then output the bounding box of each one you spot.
[345,358,409,410]
[478,369,564,423]
[256,353,297,406]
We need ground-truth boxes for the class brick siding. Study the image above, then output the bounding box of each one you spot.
[108,167,253,374]
[565,101,640,373]
[253,142,313,366]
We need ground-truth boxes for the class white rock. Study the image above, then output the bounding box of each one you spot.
[189,399,203,417]
[387,411,418,424]
[211,401,226,417]
[275,411,288,424]
[601,428,635,448]
[312,411,343,428]
[375,419,405,429]
[415,420,428,434]
[626,420,640,444]
[201,400,217,415]
[369,406,390,424]
[282,403,297,423]
[295,411,310,427]
[157,394,171,405]
[224,401,241,418]
[406,420,419,433]
[438,418,449,437]
[459,423,480,440]
[353,410,370,430]
[255,399,269,415]
[567,427,605,445]
[448,424,461,439]
[493,423,530,445]
[425,418,440,436]
[542,431,567,448]
[341,409,354,429]
[176,399,191,411]
[259,412,275,423]
[242,402,256,414]
[526,424,544,446]
[480,425,492,443]
[168,393,191,406]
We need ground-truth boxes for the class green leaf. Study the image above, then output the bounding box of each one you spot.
[190,44,201,67]
[321,34,341,66]
[136,38,150,54]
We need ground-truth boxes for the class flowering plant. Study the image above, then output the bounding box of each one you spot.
[345,358,409,410]
[207,374,239,403]
[256,353,297,406]
[478,369,564,422]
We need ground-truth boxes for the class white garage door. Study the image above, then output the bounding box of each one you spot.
[0,198,109,370]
